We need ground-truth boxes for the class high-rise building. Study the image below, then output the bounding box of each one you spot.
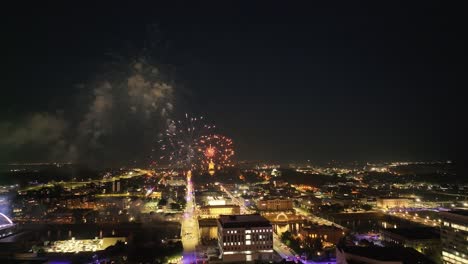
[217,214,274,262]
[440,210,468,264]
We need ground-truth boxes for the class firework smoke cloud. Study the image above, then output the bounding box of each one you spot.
[1,57,174,166]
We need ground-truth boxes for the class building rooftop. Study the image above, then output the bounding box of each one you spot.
[440,210,468,221]
[218,214,271,228]
[383,227,440,240]
[447,210,468,217]
[302,224,342,231]
[200,204,240,208]
[339,246,435,264]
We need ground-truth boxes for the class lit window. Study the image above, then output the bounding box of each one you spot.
[246,241,251,245]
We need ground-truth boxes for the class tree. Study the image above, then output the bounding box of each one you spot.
[303,236,323,254]
[158,198,167,206]
[170,203,181,210]
[281,231,293,244]
[361,204,373,211]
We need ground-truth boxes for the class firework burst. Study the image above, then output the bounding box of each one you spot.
[156,114,215,170]
[197,134,235,169]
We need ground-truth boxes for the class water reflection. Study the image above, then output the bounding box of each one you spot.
[276,224,289,235]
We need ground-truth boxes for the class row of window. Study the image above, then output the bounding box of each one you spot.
[246,229,271,233]
[225,228,272,234]
[223,241,272,246]
[442,251,468,264]
[223,245,272,251]
[223,235,272,242]
[443,222,468,232]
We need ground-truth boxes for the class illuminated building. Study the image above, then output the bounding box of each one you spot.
[208,159,215,176]
[336,246,435,264]
[218,214,274,262]
[440,210,468,264]
[147,191,162,199]
[206,196,226,206]
[376,197,412,209]
[299,224,345,245]
[271,168,281,177]
[257,199,293,211]
[44,237,126,253]
[112,180,121,193]
[166,176,186,186]
[381,227,441,263]
[299,196,323,211]
[199,205,240,219]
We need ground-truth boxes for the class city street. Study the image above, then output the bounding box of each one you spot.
[388,210,441,227]
[273,232,297,260]
[181,171,200,264]
[219,184,252,214]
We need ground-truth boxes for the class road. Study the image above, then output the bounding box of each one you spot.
[273,232,298,259]
[181,171,200,264]
[387,211,441,227]
[219,184,252,214]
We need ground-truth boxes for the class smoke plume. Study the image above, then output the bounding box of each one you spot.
[1,58,174,166]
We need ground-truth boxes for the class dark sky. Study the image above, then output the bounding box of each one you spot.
[1,1,464,164]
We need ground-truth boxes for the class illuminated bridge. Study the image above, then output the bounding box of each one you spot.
[0,213,16,238]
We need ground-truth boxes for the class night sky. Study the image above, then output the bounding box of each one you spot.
[1,2,463,165]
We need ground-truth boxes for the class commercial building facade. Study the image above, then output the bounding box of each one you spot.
[440,210,468,264]
[199,205,240,219]
[376,197,413,209]
[217,214,274,262]
[299,224,345,245]
[257,199,293,211]
[381,227,441,263]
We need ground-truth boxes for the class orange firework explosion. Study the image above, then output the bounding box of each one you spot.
[205,145,216,158]
[198,134,235,169]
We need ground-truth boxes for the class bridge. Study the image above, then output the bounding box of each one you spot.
[0,213,15,238]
